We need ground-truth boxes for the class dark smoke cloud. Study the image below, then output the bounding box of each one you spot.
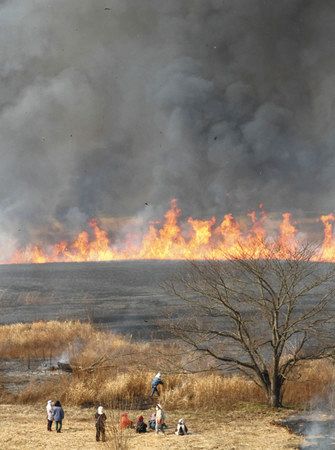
[0,0,334,250]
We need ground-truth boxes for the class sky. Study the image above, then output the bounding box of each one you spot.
[0,0,334,249]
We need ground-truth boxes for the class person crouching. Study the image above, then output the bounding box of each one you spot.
[135,415,147,433]
[95,406,107,442]
[148,412,156,430]
[175,418,188,435]
[120,412,133,430]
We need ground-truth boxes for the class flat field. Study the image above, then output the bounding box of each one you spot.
[0,404,301,450]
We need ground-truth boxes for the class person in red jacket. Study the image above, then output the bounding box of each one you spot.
[120,412,133,430]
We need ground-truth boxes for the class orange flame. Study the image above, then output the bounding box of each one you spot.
[5,199,335,264]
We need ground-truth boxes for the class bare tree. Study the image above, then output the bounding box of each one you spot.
[165,243,335,407]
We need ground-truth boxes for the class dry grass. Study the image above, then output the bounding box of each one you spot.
[12,371,265,410]
[1,321,335,411]
[0,404,301,450]
[0,321,94,359]
[104,412,130,450]
[283,359,335,407]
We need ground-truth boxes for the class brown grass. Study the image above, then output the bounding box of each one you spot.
[104,412,130,450]
[283,359,335,407]
[1,321,335,411]
[0,404,301,450]
[12,371,265,410]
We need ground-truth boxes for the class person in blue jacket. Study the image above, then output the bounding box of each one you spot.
[53,400,65,433]
[151,372,163,397]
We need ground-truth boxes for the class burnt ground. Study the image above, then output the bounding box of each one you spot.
[279,413,335,449]
[0,261,187,339]
[0,358,70,394]
[0,260,333,340]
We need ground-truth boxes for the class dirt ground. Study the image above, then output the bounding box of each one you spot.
[0,404,301,449]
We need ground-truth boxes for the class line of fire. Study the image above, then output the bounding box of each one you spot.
[6,199,335,264]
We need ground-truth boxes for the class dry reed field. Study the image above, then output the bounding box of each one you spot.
[0,321,334,409]
[0,404,301,449]
[0,321,333,449]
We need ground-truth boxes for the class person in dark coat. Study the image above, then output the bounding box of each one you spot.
[151,372,163,397]
[53,400,65,433]
[95,406,107,442]
[135,415,147,433]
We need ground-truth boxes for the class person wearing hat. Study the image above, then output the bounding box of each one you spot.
[155,404,166,434]
[151,372,164,397]
[46,400,54,431]
[95,406,107,442]
[175,418,188,435]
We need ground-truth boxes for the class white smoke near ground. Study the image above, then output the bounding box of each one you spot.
[0,1,334,247]
[284,380,335,448]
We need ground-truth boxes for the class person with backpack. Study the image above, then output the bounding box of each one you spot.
[151,372,163,397]
[175,418,188,435]
[135,415,147,433]
[53,400,65,433]
[46,400,54,431]
[95,406,107,442]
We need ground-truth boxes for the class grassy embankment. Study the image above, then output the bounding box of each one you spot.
[0,320,333,409]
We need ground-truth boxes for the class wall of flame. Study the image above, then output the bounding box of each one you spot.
[6,199,335,264]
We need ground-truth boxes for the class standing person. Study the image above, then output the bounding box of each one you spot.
[151,372,163,397]
[155,404,165,434]
[95,406,107,442]
[46,400,54,431]
[53,400,64,433]
[175,418,188,435]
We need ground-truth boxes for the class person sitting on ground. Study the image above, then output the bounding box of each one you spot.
[120,412,133,430]
[148,412,156,430]
[155,404,166,434]
[95,406,107,442]
[53,400,65,433]
[175,418,188,435]
[46,400,54,431]
[151,372,164,397]
[135,415,147,433]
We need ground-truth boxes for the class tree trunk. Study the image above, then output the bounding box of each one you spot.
[269,389,282,407]
[269,367,283,407]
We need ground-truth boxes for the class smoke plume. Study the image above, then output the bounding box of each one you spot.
[0,0,334,249]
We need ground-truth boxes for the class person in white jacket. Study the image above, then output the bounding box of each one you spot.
[175,418,188,435]
[155,404,166,434]
[46,400,54,431]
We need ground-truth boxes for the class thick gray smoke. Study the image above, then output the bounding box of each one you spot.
[0,0,334,250]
